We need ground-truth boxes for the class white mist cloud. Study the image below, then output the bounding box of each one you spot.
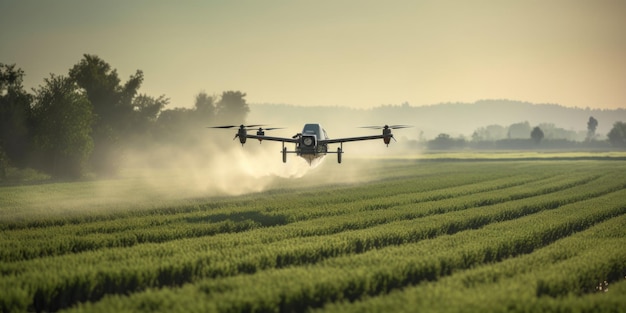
[119,136,324,198]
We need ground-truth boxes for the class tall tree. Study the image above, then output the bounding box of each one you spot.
[0,63,33,167]
[188,91,216,130]
[215,91,249,124]
[531,126,544,144]
[69,54,143,175]
[587,116,598,141]
[194,91,215,121]
[607,122,626,148]
[31,75,93,178]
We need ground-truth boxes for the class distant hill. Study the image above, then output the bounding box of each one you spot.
[248,100,626,140]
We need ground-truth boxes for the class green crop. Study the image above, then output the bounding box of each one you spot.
[1,159,624,312]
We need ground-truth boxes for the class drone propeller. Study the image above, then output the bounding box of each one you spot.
[207,124,266,129]
[359,125,412,130]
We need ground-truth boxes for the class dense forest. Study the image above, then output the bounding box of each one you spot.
[2,55,626,180]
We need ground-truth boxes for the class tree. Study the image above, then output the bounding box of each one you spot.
[0,146,7,179]
[507,121,531,139]
[194,91,215,120]
[153,91,216,148]
[607,122,626,148]
[0,63,33,167]
[471,124,507,141]
[154,108,191,145]
[189,91,216,130]
[587,116,598,141]
[215,91,249,124]
[537,123,578,141]
[69,54,145,175]
[531,126,544,144]
[31,75,93,178]
[428,133,466,150]
[128,94,168,139]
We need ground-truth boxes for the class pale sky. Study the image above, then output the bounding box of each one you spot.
[1,0,625,110]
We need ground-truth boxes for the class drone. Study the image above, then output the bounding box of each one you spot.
[209,123,410,164]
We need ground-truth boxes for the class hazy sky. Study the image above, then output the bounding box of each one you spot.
[1,0,625,109]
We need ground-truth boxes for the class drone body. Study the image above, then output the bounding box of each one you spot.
[209,123,410,164]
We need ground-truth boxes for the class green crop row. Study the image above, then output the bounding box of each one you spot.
[61,193,626,313]
[0,169,542,261]
[1,160,625,312]
[1,170,621,270]
[2,184,624,312]
[319,215,626,313]
[0,169,611,262]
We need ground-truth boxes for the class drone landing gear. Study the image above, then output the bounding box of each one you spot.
[337,143,344,163]
[282,143,287,163]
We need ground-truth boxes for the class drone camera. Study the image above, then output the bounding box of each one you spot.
[302,135,316,147]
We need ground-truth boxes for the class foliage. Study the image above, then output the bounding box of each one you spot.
[126,94,169,146]
[0,63,33,167]
[507,121,531,139]
[427,133,466,150]
[194,91,215,117]
[1,57,178,179]
[154,91,216,146]
[587,116,598,141]
[1,160,625,312]
[0,146,7,179]
[69,54,145,175]
[531,126,544,144]
[30,75,93,178]
[470,121,586,147]
[607,121,626,148]
[537,122,581,141]
[215,91,249,125]
[472,124,507,141]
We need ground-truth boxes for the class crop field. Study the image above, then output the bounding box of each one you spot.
[1,156,626,312]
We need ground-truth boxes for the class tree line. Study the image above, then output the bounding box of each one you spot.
[1,54,250,180]
[417,118,626,150]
